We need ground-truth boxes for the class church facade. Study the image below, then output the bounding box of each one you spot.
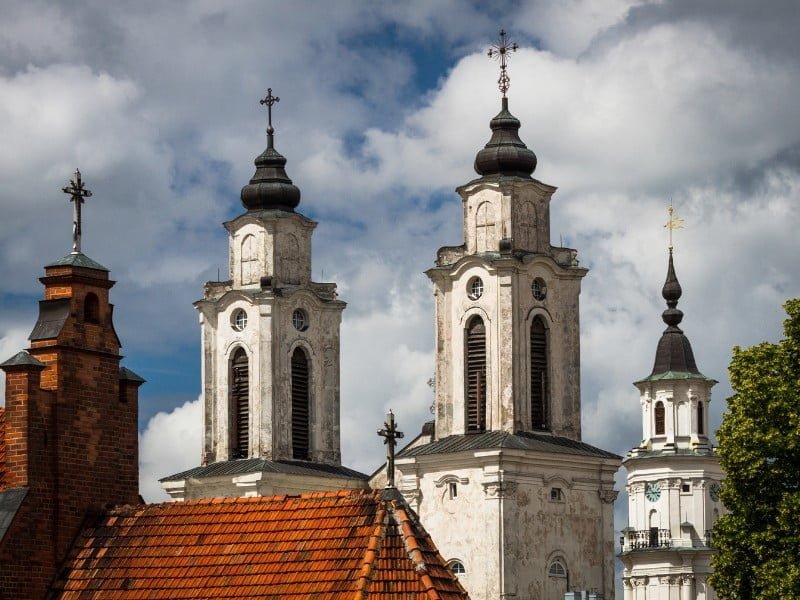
[388,94,621,599]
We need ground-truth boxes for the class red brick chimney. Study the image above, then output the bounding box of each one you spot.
[0,253,144,599]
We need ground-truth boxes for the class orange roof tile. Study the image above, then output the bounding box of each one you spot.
[0,407,6,490]
[50,489,469,599]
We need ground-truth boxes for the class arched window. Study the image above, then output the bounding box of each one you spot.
[648,509,660,547]
[84,292,100,324]
[465,316,487,433]
[241,234,258,285]
[530,316,549,430]
[475,202,495,252]
[697,401,705,435]
[448,560,466,576]
[548,559,567,578]
[230,348,249,458]
[291,347,311,460]
[654,401,665,435]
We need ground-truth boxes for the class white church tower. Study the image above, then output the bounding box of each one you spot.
[389,32,621,600]
[162,90,368,500]
[620,248,725,600]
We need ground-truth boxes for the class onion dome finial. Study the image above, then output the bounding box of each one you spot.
[473,97,537,178]
[240,88,301,212]
[474,31,537,178]
[651,249,700,376]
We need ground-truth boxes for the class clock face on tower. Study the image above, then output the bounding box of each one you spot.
[710,482,721,502]
[645,482,661,502]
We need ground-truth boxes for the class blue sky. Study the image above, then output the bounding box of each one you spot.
[1,1,799,547]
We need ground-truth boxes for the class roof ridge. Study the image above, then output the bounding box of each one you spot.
[353,500,388,599]
[106,488,376,514]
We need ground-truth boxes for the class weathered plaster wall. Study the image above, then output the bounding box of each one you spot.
[197,211,345,466]
[397,451,618,600]
[430,178,586,441]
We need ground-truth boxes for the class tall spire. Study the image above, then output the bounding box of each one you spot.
[474,29,537,178]
[650,248,700,377]
[240,88,301,212]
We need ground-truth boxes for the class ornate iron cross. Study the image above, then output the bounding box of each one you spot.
[62,169,92,254]
[377,410,404,488]
[259,88,280,134]
[487,29,518,98]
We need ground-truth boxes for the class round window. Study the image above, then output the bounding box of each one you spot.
[231,308,248,332]
[292,309,309,331]
[467,277,484,301]
[532,278,547,301]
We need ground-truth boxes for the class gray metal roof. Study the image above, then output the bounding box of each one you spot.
[0,488,27,542]
[398,430,620,460]
[0,351,45,369]
[28,299,70,341]
[160,458,369,482]
[46,252,108,271]
[119,366,146,384]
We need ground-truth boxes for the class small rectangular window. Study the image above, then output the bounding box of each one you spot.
[681,483,691,493]
[550,487,563,502]
[449,482,458,499]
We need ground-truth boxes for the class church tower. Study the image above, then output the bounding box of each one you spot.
[162,90,368,500]
[620,247,724,600]
[390,32,620,600]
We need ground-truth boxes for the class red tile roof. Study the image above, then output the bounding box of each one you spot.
[51,489,469,599]
[0,407,6,490]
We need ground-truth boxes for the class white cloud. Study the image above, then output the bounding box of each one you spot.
[138,397,202,502]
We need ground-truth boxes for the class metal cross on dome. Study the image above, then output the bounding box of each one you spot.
[259,88,280,134]
[488,29,519,98]
[62,169,92,254]
[377,410,404,489]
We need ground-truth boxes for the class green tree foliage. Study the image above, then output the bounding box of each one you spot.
[711,299,800,599]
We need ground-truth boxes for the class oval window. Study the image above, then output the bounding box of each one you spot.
[467,277,484,301]
[292,309,309,332]
[532,278,547,301]
[231,309,248,332]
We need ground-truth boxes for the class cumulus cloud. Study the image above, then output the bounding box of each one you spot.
[1,0,799,558]
[139,396,202,502]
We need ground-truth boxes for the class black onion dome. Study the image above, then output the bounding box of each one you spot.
[240,128,300,212]
[651,250,700,376]
[474,97,537,178]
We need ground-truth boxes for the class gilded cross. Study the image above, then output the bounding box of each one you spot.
[664,200,684,250]
[487,29,518,98]
[259,88,280,135]
[62,169,92,254]
[377,410,404,489]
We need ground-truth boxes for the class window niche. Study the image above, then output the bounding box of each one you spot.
[230,347,249,459]
[84,292,100,324]
[530,316,549,430]
[654,401,665,436]
[291,347,311,460]
[464,316,487,433]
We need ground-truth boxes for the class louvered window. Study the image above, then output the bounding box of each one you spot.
[465,316,487,433]
[654,401,665,435]
[230,348,249,458]
[291,347,311,460]
[530,317,549,430]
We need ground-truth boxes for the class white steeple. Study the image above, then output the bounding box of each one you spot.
[621,248,725,600]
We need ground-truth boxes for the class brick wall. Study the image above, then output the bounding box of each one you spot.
[0,261,142,599]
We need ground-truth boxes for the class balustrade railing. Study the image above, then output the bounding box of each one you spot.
[622,528,671,550]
